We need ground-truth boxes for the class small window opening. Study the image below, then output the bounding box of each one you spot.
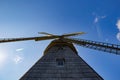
[56,58,65,66]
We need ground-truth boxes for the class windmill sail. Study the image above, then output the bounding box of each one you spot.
[0,36,57,43]
[64,38,120,55]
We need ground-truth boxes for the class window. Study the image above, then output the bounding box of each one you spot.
[56,58,65,66]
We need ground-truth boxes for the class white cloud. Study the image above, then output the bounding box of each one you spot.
[94,17,98,23]
[116,32,120,41]
[13,55,23,64]
[16,48,24,52]
[116,20,120,31]
[116,19,120,41]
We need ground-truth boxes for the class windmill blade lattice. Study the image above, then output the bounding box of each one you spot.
[64,38,120,55]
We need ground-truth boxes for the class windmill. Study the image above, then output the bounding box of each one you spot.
[0,32,120,80]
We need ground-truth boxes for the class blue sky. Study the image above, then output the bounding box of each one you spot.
[0,0,120,80]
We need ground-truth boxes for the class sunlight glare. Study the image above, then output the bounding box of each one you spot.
[0,52,7,67]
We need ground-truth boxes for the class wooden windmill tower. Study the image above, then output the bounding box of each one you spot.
[0,32,120,80]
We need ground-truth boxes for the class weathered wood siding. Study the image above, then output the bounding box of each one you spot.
[20,41,103,80]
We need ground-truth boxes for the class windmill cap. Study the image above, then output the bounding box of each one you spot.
[44,39,78,55]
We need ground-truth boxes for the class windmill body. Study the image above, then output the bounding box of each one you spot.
[20,39,103,80]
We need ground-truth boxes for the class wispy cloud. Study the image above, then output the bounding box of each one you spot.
[16,48,24,52]
[116,20,120,31]
[94,17,98,23]
[94,16,106,23]
[101,16,106,19]
[13,55,23,64]
[12,48,24,64]
[116,19,120,41]
[92,13,106,40]
[93,16,105,39]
